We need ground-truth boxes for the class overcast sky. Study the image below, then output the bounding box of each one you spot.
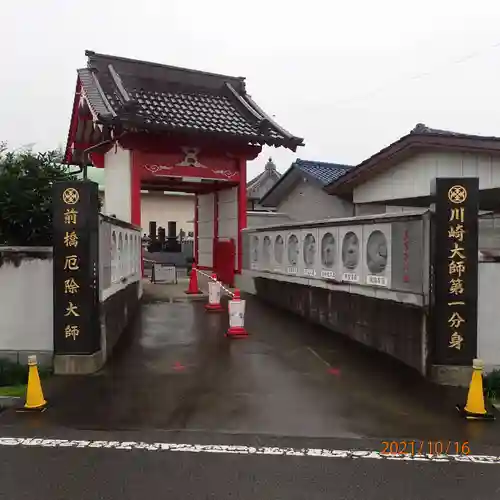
[2,0,500,180]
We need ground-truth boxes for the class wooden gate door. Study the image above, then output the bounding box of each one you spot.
[214,238,235,287]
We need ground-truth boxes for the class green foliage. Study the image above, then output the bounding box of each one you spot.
[483,369,500,401]
[0,359,52,387]
[0,143,77,246]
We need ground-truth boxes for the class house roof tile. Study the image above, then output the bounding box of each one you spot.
[77,51,304,151]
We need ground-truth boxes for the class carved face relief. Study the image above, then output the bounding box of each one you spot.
[303,234,316,266]
[321,232,335,268]
[287,234,299,266]
[274,235,284,263]
[263,236,271,264]
[366,230,388,274]
[251,236,259,262]
[342,231,359,270]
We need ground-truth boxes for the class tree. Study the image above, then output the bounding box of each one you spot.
[0,143,77,246]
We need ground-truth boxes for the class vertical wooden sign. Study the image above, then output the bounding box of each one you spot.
[53,181,100,355]
[432,177,479,365]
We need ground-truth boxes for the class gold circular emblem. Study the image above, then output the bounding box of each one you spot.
[448,185,467,204]
[62,188,79,205]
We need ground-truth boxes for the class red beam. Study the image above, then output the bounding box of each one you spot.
[64,78,82,164]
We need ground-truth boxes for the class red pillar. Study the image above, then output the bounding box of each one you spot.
[194,194,199,265]
[213,190,219,272]
[237,159,247,273]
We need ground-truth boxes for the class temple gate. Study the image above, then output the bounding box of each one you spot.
[64,50,303,285]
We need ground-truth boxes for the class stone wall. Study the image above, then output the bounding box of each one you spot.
[101,281,141,357]
[254,277,427,374]
[0,247,53,366]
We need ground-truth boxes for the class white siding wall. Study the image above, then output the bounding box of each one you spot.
[354,151,500,204]
[277,179,354,221]
[0,255,53,355]
[355,204,424,216]
[478,263,500,372]
[218,186,239,269]
[104,145,132,222]
[197,193,214,267]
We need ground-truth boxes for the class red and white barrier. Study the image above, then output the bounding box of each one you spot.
[226,289,247,338]
[205,273,223,312]
[194,269,248,338]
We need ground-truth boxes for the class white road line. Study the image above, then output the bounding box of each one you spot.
[0,437,499,464]
[307,347,332,368]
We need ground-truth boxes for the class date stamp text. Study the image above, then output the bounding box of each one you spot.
[381,441,470,456]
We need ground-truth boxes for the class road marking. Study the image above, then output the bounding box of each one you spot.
[0,437,499,464]
[307,347,331,368]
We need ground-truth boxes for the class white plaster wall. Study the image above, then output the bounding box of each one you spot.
[218,186,239,269]
[141,192,194,235]
[104,145,132,222]
[355,203,424,216]
[277,179,354,221]
[478,263,500,372]
[0,256,53,353]
[354,151,500,204]
[197,193,214,267]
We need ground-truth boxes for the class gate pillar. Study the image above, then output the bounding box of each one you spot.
[52,180,103,374]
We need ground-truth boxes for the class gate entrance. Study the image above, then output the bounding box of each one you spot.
[64,50,304,279]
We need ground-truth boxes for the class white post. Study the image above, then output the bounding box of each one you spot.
[205,273,223,312]
[226,289,247,337]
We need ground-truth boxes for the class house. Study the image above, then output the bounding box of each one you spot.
[324,123,500,215]
[324,123,500,253]
[258,159,354,221]
[246,157,281,211]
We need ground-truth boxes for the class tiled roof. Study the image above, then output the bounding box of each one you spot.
[410,123,500,140]
[77,51,304,151]
[293,159,353,186]
[258,158,353,207]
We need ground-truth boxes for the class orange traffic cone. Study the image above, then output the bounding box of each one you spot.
[185,262,202,295]
[19,355,47,412]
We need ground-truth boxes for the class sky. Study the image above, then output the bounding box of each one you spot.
[2,0,500,181]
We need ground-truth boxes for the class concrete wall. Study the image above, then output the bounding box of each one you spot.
[0,218,142,372]
[0,247,53,366]
[253,277,427,374]
[353,150,500,204]
[478,262,500,372]
[141,191,194,235]
[104,145,132,222]
[355,203,424,216]
[277,179,353,221]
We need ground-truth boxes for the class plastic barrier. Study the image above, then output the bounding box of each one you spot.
[205,273,223,312]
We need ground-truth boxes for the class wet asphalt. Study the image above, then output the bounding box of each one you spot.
[2,290,500,498]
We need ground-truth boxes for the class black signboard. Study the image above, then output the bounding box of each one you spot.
[53,181,100,355]
[432,177,479,365]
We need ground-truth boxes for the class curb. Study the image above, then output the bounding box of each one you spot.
[0,396,22,410]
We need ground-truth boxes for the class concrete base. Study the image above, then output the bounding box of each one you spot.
[54,350,105,375]
[0,350,53,367]
[430,364,473,387]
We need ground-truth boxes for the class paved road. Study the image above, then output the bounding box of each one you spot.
[2,292,500,498]
[1,429,500,499]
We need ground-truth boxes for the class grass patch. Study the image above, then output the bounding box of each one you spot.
[0,384,26,398]
[0,359,52,388]
[483,369,500,404]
